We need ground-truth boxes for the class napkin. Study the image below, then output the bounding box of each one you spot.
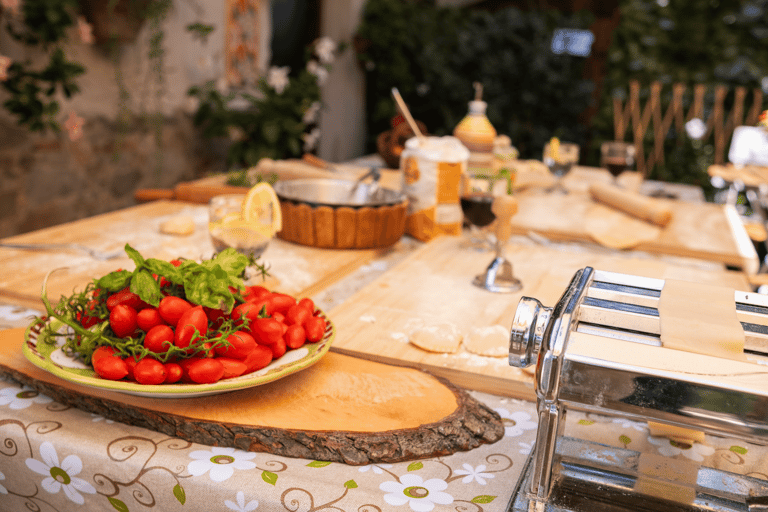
[589,182,673,227]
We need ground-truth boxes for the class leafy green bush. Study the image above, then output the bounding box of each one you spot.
[356,0,595,159]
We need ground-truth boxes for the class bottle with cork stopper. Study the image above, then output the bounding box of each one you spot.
[453,82,497,177]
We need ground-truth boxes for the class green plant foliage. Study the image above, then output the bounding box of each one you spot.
[356,0,595,159]
[593,0,768,187]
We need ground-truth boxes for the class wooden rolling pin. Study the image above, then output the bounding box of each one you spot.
[134,182,249,204]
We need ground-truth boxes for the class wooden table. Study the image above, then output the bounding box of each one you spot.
[0,200,388,309]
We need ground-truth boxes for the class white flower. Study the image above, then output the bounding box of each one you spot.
[648,436,715,462]
[0,470,7,494]
[495,408,537,437]
[267,66,290,94]
[0,386,52,410]
[187,447,257,482]
[307,60,329,85]
[685,118,706,140]
[26,442,96,505]
[0,54,11,82]
[358,463,392,474]
[225,490,259,511]
[519,441,534,455]
[380,474,453,511]
[314,37,336,64]
[303,101,321,124]
[612,418,647,431]
[303,127,321,152]
[454,463,494,485]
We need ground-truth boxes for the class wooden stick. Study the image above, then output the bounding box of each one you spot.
[391,88,424,139]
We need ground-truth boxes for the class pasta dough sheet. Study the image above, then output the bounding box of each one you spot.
[657,279,745,361]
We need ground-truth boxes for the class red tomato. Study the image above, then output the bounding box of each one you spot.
[123,356,138,381]
[177,357,202,383]
[136,307,165,332]
[251,317,283,345]
[284,324,306,349]
[231,302,261,330]
[245,285,271,302]
[170,259,182,267]
[107,287,148,311]
[269,293,296,314]
[164,363,183,384]
[144,324,174,353]
[297,297,315,313]
[305,316,326,343]
[174,306,209,349]
[92,345,118,365]
[110,304,138,338]
[217,358,248,379]
[77,299,101,328]
[158,296,193,327]
[270,337,287,359]
[133,358,167,385]
[214,331,256,359]
[285,304,311,326]
[186,358,225,384]
[93,356,129,380]
[203,306,226,330]
[242,345,273,373]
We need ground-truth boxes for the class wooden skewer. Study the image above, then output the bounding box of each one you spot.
[391,87,424,139]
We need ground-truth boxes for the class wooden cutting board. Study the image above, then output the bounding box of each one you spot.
[0,201,385,309]
[0,327,503,464]
[329,235,751,400]
[509,191,757,273]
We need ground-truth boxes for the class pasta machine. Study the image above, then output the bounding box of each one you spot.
[506,267,768,512]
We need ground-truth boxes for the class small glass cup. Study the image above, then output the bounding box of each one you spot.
[600,141,636,184]
[208,194,270,259]
[543,141,579,192]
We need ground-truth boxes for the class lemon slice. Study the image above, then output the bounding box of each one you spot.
[242,182,282,236]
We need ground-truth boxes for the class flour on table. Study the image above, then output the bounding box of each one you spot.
[359,315,376,323]
[390,332,408,343]
[409,323,463,354]
[464,325,509,357]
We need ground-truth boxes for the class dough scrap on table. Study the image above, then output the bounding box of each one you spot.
[409,323,463,354]
[160,216,196,236]
[464,325,509,358]
[584,204,660,250]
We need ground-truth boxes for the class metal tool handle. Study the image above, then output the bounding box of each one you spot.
[509,297,552,368]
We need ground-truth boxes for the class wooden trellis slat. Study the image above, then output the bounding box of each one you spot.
[612,80,764,178]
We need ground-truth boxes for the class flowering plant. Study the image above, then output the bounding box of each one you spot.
[188,37,340,171]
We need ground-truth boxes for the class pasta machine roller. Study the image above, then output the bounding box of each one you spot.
[506,267,768,512]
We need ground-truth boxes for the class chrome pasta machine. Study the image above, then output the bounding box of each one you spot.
[506,267,768,512]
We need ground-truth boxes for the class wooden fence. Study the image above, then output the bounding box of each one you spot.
[613,80,765,178]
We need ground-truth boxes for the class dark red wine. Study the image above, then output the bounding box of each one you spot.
[461,194,496,227]
[603,157,630,178]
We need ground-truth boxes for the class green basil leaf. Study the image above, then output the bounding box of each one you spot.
[207,248,250,277]
[130,269,163,307]
[96,270,132,292]
[145,258,183,284]
[124,243,145,269]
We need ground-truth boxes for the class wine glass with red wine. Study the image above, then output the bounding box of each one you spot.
[600,141,636,185]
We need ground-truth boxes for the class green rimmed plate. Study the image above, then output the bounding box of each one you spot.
[23,312,334,398]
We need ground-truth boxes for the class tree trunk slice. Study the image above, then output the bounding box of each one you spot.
[0,328,503,465]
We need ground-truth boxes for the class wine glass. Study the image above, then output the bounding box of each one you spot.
[600,141,636,186]
[543,140,579,193]
[460,176,497,250]
[471,195,522,293]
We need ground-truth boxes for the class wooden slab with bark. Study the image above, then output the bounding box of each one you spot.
[0,327,503,465]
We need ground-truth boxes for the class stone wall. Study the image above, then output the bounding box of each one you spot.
[0,112,221,237]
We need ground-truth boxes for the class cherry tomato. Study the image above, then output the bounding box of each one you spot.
[285,304,311,326]
[77,299,101,328]
[124,356,139,381]
[251,317,283,345]
[110,304,138,338]
[164,363,183,384]
[107,287,148,311]
[245,285,271,302]
[272,312,288,335]
[178,357,202,383]
[270,336,287,359]
[214,330,256,359]
[217,358,248,379]
[231,301,262,330]
[174,306,209,349]
[136,307,165,332]
[93,355,129,380]
[305,316,326,343]
[133,358,167,385]
[242,345,273,373]
[203,306,226,330]
[92,345,118,365]
[186,358,225,384]
[144,324,174,353]
[158,296,193,327]
[297,297,315,313]
[269,293,296,314]
[170,259,183,267]
[284,324,306,349]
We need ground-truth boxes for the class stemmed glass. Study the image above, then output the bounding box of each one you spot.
[600,141,636,186]
[543,140,579,193]
[470,195,522,293]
